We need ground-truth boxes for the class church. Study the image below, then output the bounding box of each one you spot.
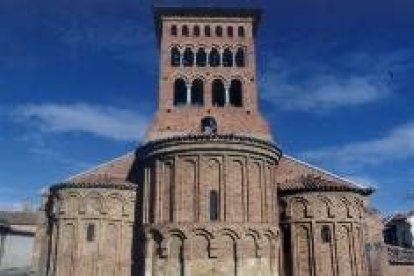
[31,3,412,276]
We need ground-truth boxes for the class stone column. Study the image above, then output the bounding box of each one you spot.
[225,86,230,105]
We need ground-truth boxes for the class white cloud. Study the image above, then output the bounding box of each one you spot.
[261,57,390,112]
[0,201,25,211]
[302,120,414,166]
[13,103,149,141]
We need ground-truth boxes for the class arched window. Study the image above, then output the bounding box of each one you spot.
[238,26,245,37]
[222,48,233,67]
[174,78,187,106]
[212,79,225,107]
[182,25,189,37]
[227,26,233,37]
[171,47,181,67]
[215,26,223,37]
[201,116,217,134]
[191,79,204,105]
[196,48,207,67]
[321,225,332,243]
[86,223,95,242]
[193,25,200,37]
[183,47,194,67]
[229,79,242,107]
[209,48,220,67]
[204,25,211,37]
[171,25,177,36]
[209,190,219,221]
[235,48,245,67]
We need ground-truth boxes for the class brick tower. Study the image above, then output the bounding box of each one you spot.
[133,5,283,276]
[147,6,272,141]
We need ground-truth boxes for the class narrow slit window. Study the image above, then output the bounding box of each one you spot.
[321,225,332,243]
[209,190,219,221]
[86,223,95,242]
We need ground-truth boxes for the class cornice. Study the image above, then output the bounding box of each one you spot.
[137,134,282,160]
[50,182,138,192]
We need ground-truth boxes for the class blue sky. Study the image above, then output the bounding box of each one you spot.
[0,0,413,214]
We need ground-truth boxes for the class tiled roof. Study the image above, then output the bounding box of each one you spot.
[56,152,136,189]
[0,211,39,225]
[276,155,374,195]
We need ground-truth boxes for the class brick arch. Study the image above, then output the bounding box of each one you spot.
[244,228,261,240]
[168,228,188,240]
[215,228,240,241]
[317,195,334,218]
[105,192,125,217]
[189,74,208,83]
[82,191,105,216]
[338,196,352,218]
[60,190,82,216]
[288,196,312,219]
[243,233,259,259]
[168,73,190,84]
[192,228,214,240]
[167,44,183,51]
[229,74,247,85]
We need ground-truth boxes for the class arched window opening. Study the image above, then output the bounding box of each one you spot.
[182,25,189,37]
[212,79,225,107]
[209,48,220,67]
[222,48,233,67]
[191,79,204,106]
[171,25,177,36]
[196,48,207,67]
[171,47,181,67]
[227,26,233,37]
[321,225,332,243]
[86,223,95,242]
[209,190,219,221]
[204,25,211,37]
[174,78,187,106]
[238,26,245,37]
[193,25,200,37]
[201,116,217,134]
[215,26,223,37]
[229,79,243,107]
[183,47,194,67]
[235,48,245,67]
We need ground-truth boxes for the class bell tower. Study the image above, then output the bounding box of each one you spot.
[132,5,282,276]
[147,6,272,141]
